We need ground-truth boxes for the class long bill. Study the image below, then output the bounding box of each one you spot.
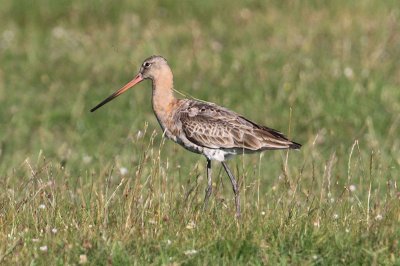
[90,73,144,112]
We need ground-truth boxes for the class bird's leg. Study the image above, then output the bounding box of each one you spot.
[221,162,241,218]
[203,159,212,210]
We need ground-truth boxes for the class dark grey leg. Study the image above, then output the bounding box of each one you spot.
[203,159,212,210]
[221,162,241,218]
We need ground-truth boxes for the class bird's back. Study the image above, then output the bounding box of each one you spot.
[175,99,301,153]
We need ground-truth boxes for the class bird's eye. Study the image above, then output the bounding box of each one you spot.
[143,62,151,68]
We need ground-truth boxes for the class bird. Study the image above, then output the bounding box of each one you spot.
[91,55,301,218]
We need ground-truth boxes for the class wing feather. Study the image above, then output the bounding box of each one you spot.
[178,100,300,151]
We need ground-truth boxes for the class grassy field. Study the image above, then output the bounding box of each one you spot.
[1,0,399,264]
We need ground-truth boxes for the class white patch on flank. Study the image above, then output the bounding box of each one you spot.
[203,148,236,161]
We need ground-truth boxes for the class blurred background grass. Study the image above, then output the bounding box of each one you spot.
[0,0,399,264]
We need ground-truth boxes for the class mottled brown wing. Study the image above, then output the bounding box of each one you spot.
[178,100,300,151]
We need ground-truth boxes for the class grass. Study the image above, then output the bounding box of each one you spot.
[0,0,399,264]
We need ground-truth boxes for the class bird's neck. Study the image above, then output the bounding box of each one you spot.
[151,69,176,121]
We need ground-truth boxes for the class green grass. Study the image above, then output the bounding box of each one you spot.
[0,0,399,264]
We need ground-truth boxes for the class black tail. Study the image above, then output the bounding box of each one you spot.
[289,141,302,150]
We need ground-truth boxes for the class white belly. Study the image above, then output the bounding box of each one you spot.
[203,148,237,162]
[169,133,236,161]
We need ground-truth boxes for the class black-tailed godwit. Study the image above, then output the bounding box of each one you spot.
[91,55,301,218]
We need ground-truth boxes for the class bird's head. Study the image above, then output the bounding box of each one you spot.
[90,55,170,112]
[139,55,169,80]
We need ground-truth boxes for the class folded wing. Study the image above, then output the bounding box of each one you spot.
[178,100,301,151]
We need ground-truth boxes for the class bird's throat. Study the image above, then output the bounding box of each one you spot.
[151,71,176,122]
